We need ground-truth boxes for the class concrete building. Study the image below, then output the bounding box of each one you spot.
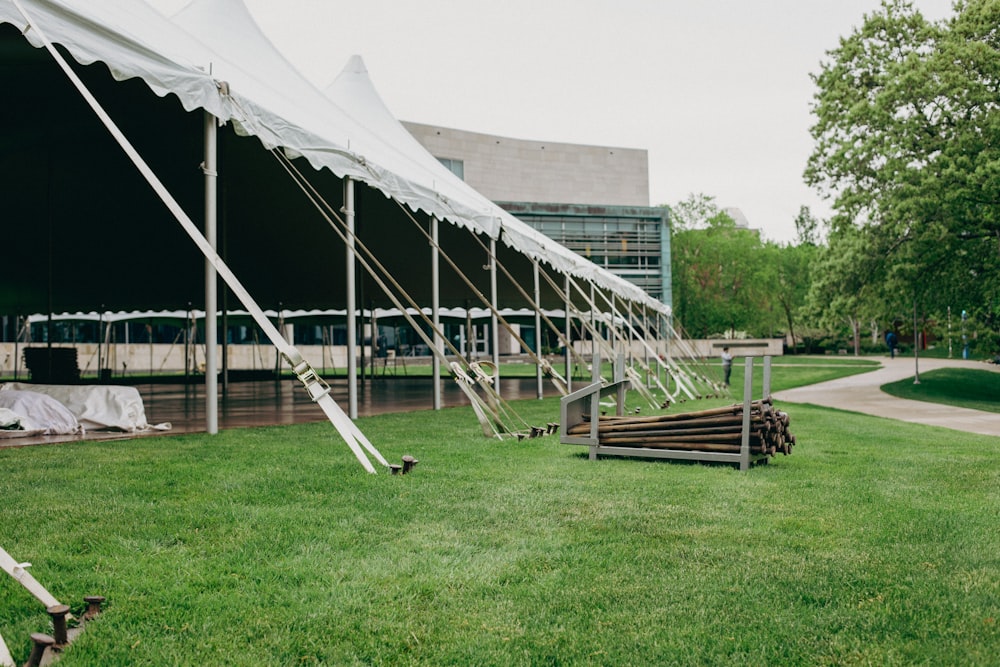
[403,122,671,305]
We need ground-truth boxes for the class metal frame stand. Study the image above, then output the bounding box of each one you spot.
[560,353,629,460]
[561,356,772,470]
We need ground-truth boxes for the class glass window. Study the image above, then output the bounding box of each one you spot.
[436,158,464,180]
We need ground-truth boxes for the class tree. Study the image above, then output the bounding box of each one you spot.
[806,0,1000,348]
[764,239,818,351]
[667,193,726,231]
[804,224,886,355]
[668,194,781,338]
[794,205,823,247]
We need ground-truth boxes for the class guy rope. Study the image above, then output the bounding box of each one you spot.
[270,150,546,440]
[459,221,595,384]
[538,269,666,410]
[392,200,570,396]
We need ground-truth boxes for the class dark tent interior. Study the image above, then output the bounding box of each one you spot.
[1,23,583,322]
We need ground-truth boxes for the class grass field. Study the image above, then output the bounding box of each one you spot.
[882,367,1000,414]
[1,361,998,665]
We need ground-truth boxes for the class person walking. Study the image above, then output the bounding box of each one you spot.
[721,346,733,386]
[885,331,897,359]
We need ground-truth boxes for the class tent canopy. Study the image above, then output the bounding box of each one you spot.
[0,0,668,318]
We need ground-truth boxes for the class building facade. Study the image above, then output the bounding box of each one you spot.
[403,122,671,306]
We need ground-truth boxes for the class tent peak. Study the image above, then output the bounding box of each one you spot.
[344,54,367,75]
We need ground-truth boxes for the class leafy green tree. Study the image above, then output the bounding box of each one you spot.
[804,224,886,354]
[794,205,823,247]
[667,193,726,231]
[806,0,1000,350]
[669,194,804,339]
[764,244,819,350]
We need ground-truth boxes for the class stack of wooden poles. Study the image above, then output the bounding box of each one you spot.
[565,399,796,458]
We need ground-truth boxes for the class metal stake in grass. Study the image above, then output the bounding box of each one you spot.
[46,604,70,646]
[401,455,418,474]
[83,595,106,621]
[24,633,55,667]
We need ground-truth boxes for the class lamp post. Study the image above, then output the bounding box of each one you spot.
[947,306,952,358]
[913,299,920,385]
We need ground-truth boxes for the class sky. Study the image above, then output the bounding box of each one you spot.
[154,0,959,243]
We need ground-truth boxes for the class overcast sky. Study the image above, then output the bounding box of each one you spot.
[156,0,958,243]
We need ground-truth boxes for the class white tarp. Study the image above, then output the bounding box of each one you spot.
[1,383,166,432]
[0,390,81,435]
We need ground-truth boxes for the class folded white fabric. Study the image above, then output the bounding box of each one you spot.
[0,390,82,435]
[0,383,152,431]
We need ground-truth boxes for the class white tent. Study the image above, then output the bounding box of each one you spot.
[170,0,665,313]
[0,0,674,452]
[0,0,668,312]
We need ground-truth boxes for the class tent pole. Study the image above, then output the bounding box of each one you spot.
[359,290,366,383]
[642,305,651,389]
[609,293,616,356]
[345,177,358,419]
[490,238,500,396]
[465,299,473,360]
[655,308,665,392]
[203,111,218,434]
[221,307,228,395]
[221,172,229,395]
[431,216,442,410]
[184,306,191,384]
[590,283,597,357]
[97,310,103,382]
[371,303,378,380]
[13,316,19,381]
[533,260,543,399]
[564,273,572,391]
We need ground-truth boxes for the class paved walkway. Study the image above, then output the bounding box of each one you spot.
[772,356,1000,437]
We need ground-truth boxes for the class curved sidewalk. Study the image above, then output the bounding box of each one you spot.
[772,356,1000,437]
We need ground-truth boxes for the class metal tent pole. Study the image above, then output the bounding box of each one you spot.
[203,111,218,434]
[534,260,543,399]
[490,237,500,396]
[98,310,104,383]
[914,299,921,385]
[641,304,650,388]
[590,283,597,357]
[610,292,616,365]
[564,273,572,391]
[465,299,473,360]
[432,216,442,410]
[345,177,358,419]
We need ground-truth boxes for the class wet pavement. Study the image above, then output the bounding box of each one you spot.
[0,374,565,449]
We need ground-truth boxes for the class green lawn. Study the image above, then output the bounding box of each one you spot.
[1,361,998,665]
[882,367,1000,413]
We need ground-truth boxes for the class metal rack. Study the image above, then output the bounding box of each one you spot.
[560,355,772,470]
